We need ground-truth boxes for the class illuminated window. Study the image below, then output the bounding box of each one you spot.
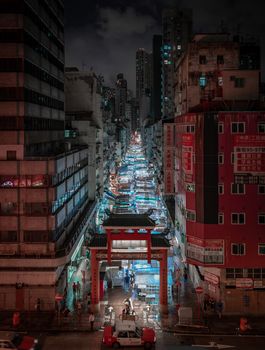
[199,76,207,87]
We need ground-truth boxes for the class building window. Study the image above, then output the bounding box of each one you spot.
[199,75,207,87]
[6,150,17,160]
[258,213,265,224]
[186,125,195,133]
[218,123,224,134]
[217,55,224,64]
[231,122,245,133]
[199,55,207,64]
[234,78,245,88]
[226,268,243,278]
[0,230,17,242]
[231,183,245,194]
[186,183,195,192]
[258,185,265,194]
[258,123,265,133]
[231,213,245,224]
[218,153,224,164]
[218,213,224,224]
[231,152,235,164]
[218,183,224,195]
[24,230,50,242]
[231,243,245,255]
[186,210,196,222]
[258,244,265,255]
[247,268,265,278]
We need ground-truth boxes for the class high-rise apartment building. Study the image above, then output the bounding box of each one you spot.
[136,48,151,101]
[162,8,192,119]
[168,33,265,314]
[0,0,95,310]
[115,73,127,121]
[150,35,162,123]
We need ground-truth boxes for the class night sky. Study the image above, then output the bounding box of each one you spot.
[64,0,265,93]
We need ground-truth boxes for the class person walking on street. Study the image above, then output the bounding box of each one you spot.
[216,300,223,319]
[76,281,81,296]
[72,282,77,296]
[89,312,95,331]
[77,299,82,324]
[35,298,41,312]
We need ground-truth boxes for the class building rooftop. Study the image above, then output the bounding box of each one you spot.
[103,213,156,228]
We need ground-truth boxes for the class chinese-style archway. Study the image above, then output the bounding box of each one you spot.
[88,214,170,312]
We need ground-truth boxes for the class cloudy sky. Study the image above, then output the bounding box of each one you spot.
[64,0,265,94]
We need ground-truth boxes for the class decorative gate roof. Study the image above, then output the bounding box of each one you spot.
[102,213,156,228]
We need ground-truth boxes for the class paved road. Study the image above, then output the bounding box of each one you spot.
[42,330,265,350]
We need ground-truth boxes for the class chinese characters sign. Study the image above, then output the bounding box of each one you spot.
[234,135,265,174]
[186,236,224,265]
[164,123,175,194]
[181,134,194,183]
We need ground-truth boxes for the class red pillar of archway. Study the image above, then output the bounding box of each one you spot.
[147,229,151,263]
[91,249,99,310]
[159,249,168,312]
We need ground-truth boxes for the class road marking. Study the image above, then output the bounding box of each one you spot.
[192,342,235,349]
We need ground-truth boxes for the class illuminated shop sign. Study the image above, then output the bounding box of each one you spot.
[186,236,224,265]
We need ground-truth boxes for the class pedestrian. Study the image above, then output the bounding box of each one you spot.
[86,291,91,309]
[76,281,81,296]
[72,282,77,295]
[35,298,41,312]
[183,267,188,282]
[89,312,95,331]
[239,317,251,334]
[203,297,208,312]
[77,299,82,324]
[12,311,20,329]
[216,300,223,319]
[210,298,216,312]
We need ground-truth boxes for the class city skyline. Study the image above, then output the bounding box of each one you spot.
[64,0,265,92]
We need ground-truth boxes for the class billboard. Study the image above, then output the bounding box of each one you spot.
[164,170,174,194]
[234,135,265,175]
[164,123,175,194]
[164,123,175,147]
[181,134,194,183]
[186,236,224,265]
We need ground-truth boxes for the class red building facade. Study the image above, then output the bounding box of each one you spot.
[174,111,265,314]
